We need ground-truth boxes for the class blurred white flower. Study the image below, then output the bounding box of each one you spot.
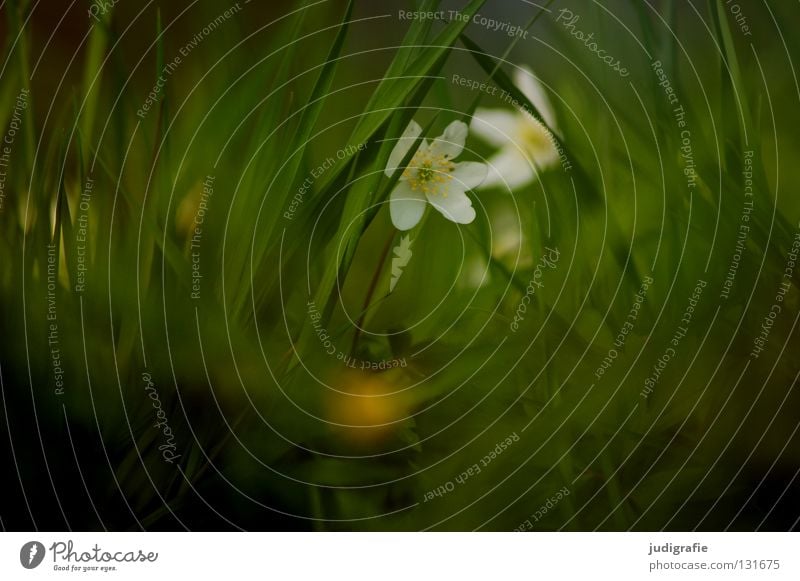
[471,67,560,190]
[386,120,488,231]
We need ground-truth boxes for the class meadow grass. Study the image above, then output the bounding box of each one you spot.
[0,0,798,531]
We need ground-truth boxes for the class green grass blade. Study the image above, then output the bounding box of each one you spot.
[231,0,355,317]
[464,0,555,121]
[314,0,488,196]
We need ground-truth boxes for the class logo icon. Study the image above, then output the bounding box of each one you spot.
[20,541,45,569]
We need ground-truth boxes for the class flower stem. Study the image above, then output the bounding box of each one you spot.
[350,229,397,355]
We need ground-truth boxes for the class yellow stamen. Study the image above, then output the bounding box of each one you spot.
[406,148,455,196]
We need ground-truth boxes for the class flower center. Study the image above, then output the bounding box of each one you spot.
[417,164,435,182]
[404,150,455,196]
[520,121,554,156]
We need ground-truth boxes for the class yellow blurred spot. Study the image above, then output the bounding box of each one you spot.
[324,370,411,446]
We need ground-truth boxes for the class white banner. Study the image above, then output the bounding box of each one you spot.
[0,532,796,580]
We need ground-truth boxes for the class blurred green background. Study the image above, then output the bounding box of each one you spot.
[0,0,798,531]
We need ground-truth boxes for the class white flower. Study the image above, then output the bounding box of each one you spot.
[471,66,560,190]
[386,120,488,231]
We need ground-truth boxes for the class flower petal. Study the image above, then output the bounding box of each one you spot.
[480,147,536,190]
[429,120,468,159]
[514,66,557,130]
[451,161,488,191]
[385,120,422,177]
[426,187,476,225]
[470,109,520,148]
[390,181,427,230]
